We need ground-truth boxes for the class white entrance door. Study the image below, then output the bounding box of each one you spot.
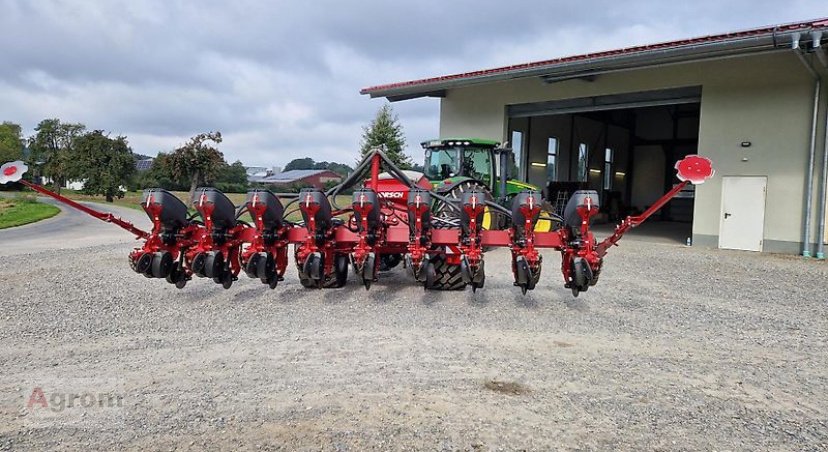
[719,176,767,251]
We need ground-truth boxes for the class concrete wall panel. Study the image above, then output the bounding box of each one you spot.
[437,52,822,249]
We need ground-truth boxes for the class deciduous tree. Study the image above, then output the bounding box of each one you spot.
[71,131,136,202]
[284,157,315,171]
[167,131,224,200]
[0,121,25,164]
[28,119,86,192]
[214,160,249,193]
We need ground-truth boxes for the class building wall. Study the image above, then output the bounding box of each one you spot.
[304,172,343,189]
[438,52,827,251]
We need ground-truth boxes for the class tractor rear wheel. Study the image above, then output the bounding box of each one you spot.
[433,180,503,230]
[297,253,348,289]
[379,253,402,272]
[425,255,466,291]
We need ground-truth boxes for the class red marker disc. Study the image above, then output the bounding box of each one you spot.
[0,160,28,184]
[675,155,714,185]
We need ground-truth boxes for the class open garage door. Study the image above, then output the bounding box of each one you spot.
[506,87,702,245]
[507,86,701,118]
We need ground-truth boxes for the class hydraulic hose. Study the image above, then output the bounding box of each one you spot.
[325,151,379,208]
[373,150,468,216]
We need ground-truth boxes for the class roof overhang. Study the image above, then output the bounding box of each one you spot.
[361,18,828,101]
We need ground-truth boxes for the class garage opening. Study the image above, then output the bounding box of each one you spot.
[506,87,701,244]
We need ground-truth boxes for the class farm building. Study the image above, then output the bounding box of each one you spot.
[135,158,154,171]
[250,169,343,189]
[362,18,828,257]
[245,166,282,180]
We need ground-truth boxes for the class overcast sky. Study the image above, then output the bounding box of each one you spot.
[1,1,825,167]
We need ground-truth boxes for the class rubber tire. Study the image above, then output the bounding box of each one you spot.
[433,181,503,252]
[257,252,275,284]
[244,253,260,278]
[362,253,376,290]
[165,261,183,285]
[426,256,466,291]
[332,254,349,288]
[220,271,234,289]
[133,253,153,275]
[203,252,224,279]
[572,257,590,293]
[191,253,207,277]
[379,253,402,272]
[298,253,348,289]
[431,180,494,221]
[298,273,317,288]
[433,180,499,229]
[151,252,174,279]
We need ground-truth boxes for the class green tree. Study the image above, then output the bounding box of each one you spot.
[284,157,353,176]
[28,119,86,193]
[214,160,249,193]
[218,160,248,184]
[359,104,411,169]
[167,131,225,200]
[314,161,353,176]
[133,152,186,191]
[71,131,136,202]
[284,157,315,171]
[0,121,25,164]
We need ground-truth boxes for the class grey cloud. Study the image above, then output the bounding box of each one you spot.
[0,0,825,167]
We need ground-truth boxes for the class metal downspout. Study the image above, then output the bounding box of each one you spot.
[813,31,828,259]
[818,111,828,259]
[793,32,820,257]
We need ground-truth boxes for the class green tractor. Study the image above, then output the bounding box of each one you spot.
[421,138,551,231]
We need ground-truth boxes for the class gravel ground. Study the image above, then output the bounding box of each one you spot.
[0,238,827,451]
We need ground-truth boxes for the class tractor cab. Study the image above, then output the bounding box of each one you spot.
[422,138,499,193]
[421,138,535,202]
[421,138,554,233]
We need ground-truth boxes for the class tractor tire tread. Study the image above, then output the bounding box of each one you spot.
[429,257,466,291]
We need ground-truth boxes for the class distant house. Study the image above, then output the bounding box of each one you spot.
[65,180,85,191]
[245,166,282,181]
[251,169,342,189]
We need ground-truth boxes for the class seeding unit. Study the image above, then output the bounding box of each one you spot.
[0,149,713,296]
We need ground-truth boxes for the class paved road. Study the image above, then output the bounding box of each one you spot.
[0,196,150,257]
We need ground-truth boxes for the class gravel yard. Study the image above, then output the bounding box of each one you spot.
[0,239,827,450]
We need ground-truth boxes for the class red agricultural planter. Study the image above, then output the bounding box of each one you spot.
[0,151,714,297]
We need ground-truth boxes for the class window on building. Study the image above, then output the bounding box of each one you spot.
[510,130,524,180]
[547,137,558,182]
[577,143,589,182]
[604,148,613,190]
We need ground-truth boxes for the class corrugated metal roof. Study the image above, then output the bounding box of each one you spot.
[135,158,154,171]
[361,17,828,100]
[253,169,340,184]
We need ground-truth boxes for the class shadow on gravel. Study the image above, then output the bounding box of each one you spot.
[175,284,223,302]
[232,285,268,303]
[514,292,539,309]
[367,284,398,303]
[419,289,444,307]
[564,296,590,312]
[468,290,490,307]
[320,285,357,303]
